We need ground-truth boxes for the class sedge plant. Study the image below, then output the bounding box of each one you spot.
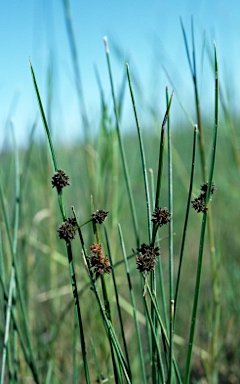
[30,35,219,383]
[0,26,222,383]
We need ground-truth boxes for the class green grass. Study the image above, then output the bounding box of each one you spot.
[1,121,240,383]
[1,16,240,384]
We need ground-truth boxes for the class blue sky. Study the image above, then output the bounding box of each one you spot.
[0,1,239,146]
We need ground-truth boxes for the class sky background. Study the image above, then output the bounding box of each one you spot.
[0,0,240,147]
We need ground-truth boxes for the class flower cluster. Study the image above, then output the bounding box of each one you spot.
[192,182,216,213]
[92,209,109,224]
[89,243,112,279]
[52,170,70,192]
[151,207,171,227]
[57,217,77,242]
[135,243,160,274]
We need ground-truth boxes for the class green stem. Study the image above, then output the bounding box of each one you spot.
[45,361,53,384]
[105,227,132,379]
[118,224,147,384]
[98,262,122,384]
[73,210,131,383]
[146,284,182,384]
[103,36,139,247]
[184,42,219,384]
[90,339,102,383]
[150,170,168,331]
[180,18,206,181]
[209,43,220,382]
[126,63,151,242]
[12,122,19,384]
[30,62,90,383]
[73,312,78,384]
[144,295,165,383]
[0,274,35,381]
[29,62,58,173]
[166,87,174,384]
[0,267,15,384]
[151,93,173,245]
[66,241,91,383]
[0,148,40,383]
[184,211,208,384]
[174,125,197,322]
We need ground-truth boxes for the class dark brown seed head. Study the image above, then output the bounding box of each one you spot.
[191,196,206,213]
[192,182,216,213]
[52,170,70,192]
[57,217,77,241]
[92,209,109,224]
[151,207,171,227]
[135,243,160,274]
[90,243,103,254]
[89,243,112,279]
[200,181,216,197]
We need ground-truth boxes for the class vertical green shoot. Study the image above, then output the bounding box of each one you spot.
[126,63,151,242]
[29,61,67,220]
[118,224,147,384]
[151,92,173,245]
[103,36,139,247]
[180,17,206,180]
[144,295,165,383]
[174,126,197,323]
[166,87,174,383]
[184,42,219,384]
[0,129,40,383]
[30,62,91,384]
[73,210,131,383]
[105,227,132,379]
[0,267,15,384]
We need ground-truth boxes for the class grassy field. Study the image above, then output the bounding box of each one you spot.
[1,18,240,384]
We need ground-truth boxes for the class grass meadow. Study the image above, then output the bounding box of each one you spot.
[1,16,240,384]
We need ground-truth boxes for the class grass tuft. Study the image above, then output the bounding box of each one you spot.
[2,20,239,384]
